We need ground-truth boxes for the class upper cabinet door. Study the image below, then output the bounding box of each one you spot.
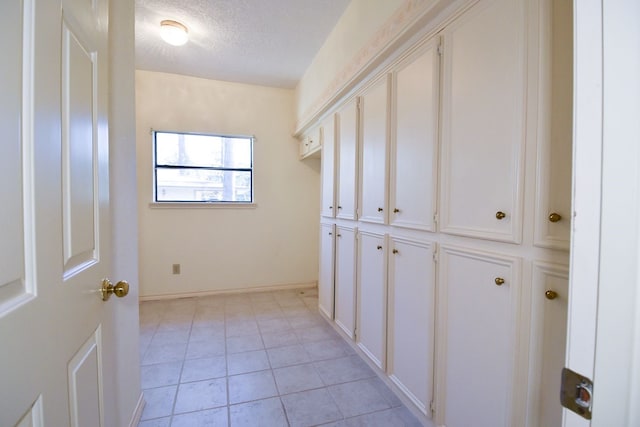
[336,98,359,220]
[534,0,572,250]
[439,0,526,243]
[359,76,389,224]
[390,39,440,232]
[320,114,336,218]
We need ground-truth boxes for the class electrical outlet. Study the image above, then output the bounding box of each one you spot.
[172,264,180,274]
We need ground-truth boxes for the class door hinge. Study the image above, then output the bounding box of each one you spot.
[429,400,435,415]
[432,247,438,263]
[437,41,443,56]
[433,212,439,226]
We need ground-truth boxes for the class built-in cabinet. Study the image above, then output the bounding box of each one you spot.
[334,225,356,339]
[307,0,572,425]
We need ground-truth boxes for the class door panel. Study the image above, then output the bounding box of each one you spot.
[359,76,389,224]
[0,0,114,425]
[356,232,386,369]
[336,99,358,220]
[320,115,336,218]
[335,226,356,338]
[390,39,439,232]
[318,223,335,319]
[439,0,526,243]
[440,245,521,427]
[62,22,98,277]
[387,237,435,416]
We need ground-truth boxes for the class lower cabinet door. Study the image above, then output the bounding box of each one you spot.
[440,245,521,427]
[530,262,568,427]
[387,237,436,417]
[318,223,335,319]
[334,226,357,339]
[356,231,387,369]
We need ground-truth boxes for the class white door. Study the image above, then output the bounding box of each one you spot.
[318,223,335,319]
[390,38,439,232]
[334,226,357,339]
[439,245,521,427]
[356,231,386,370]
[387,237,435,417]
[320,114,336,218]
[439,0,526,243]
[359,76,389,224]
[0,0,126,425]
[336,99,359,220]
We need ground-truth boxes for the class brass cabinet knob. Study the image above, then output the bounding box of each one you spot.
[545,290,558,300]
[393,208,400,213]
[378,207,383,212]
[337,234,342,237]
[494,277,505,286]
[496,211,506,220]
[328,232,332,236]
[338,206,343,209]
[392,249,399,254]
[548,212,562,223]
[101,279,129,301]
[329,206,333,210]
[377,245,383,250]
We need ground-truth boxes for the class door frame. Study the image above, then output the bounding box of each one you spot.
[566,0,640,425]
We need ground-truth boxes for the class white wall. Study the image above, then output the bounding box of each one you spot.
[136,70,320,298]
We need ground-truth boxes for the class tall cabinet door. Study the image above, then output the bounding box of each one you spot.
[318,223,335,319]
[534,0,572,250]
[334,225,357,339]
[359,76,389,224]
[439,0,526,243]
[387,237,436,417]
[439,245,521,427]
[529,262,568,427]
[356,231,386,369]
[320,114,336,218]
[336,99,359,220]
[390,38,439,231]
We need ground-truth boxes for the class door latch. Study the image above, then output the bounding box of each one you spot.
[560,367,593,420]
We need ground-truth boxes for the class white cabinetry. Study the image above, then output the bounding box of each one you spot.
[356,231,386,370]
[299,125,321,159]
[334,225,357,339]
[390,39,439,232]
[528,262,568,427]
[359,76,389,224]
[387,237,436,416]
[318,223,335,319]
[534,0,572,250]
[439,0,526,243]
[336,99,359,220]
[320,114,336,218]
[440,245,521,427]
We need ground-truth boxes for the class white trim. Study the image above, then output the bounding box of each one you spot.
[139,281,317,301]
[127,393,145,427]
[148,202,258,209]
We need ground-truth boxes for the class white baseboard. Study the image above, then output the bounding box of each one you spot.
[139,281,317,301]
[128,392,145,427]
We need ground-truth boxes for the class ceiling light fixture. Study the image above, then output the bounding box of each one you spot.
[160,20,189,46]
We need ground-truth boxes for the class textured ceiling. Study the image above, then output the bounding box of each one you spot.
[135,0,350,88]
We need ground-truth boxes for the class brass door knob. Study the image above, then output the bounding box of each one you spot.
[393,208,400,213]
[101,279,129,301]
[545,290,558,300]
[548,212,562,223]
[392,249,399,254]
[495,277,505,286]
[377,245,383,250]
[496,211,506,220]
[378,207,383,212]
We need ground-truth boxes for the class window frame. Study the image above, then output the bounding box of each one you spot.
[152,130,255,205]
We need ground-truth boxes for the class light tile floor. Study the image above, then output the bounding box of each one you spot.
[138,288,422,427]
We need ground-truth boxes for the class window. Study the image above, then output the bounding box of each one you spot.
[154,131,253,203]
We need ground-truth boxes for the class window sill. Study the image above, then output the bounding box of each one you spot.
[149,202,258,209]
